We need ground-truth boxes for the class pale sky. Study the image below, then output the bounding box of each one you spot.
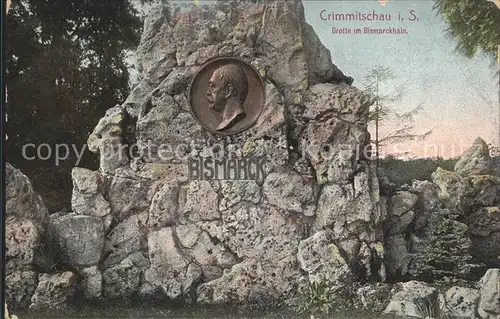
[303,0,499,158]
[132,0,499,158]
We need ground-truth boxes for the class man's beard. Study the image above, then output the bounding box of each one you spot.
[208,98,225,112]
[207,95,215,109]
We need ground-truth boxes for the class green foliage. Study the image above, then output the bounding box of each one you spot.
[294,278,369,317]
[363,65,400,103]
[295,279,337,317]
[433,0,500,61]
[363,65,432,161]
[435,0,500,158]
[380,156,458,186]
[33,232,62,274]
[5,0,143,212]
[410,213,477,283]
[363,65,402,160]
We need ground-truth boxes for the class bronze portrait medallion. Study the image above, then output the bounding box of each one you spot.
[188,57,266,135]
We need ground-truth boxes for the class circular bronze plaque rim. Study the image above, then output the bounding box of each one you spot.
[187,56,266,136]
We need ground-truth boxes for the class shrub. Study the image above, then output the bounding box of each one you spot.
[409,213,478,284]
[414,296,450,319]
[33,232,62,273]
[294,277,367,317]
[295,279,337,317]
[379,156,458,186]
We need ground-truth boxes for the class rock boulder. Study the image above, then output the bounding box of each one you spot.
[383,281,439,318]
[78,0,383,305]
[5,163,49,308]
[29,272,76,310]
[5,0,384,308]
[478,269,500,319]
[455,137,492,177]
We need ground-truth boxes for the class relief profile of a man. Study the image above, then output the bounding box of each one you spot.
[206,64,249,131]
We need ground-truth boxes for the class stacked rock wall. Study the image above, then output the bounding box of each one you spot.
[5,1,500,312]
[5,163,49,309]
[384,137,500,281]
[60,0,383,304]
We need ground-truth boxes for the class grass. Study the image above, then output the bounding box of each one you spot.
[295,279,337,317]
[33,233,61,274]
[413,296,450,319]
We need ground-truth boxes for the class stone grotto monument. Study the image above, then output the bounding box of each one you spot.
[79,0,384,303]
[5,0,500,317]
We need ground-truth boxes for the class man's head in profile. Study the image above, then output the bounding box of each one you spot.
[206,64,248,131]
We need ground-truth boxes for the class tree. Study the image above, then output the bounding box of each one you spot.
[433,0,500,148]
[5,0,143,211]
[363,66,393,166]
[409,212,479,284]
[363,65,432,165]
[434,0,500,59]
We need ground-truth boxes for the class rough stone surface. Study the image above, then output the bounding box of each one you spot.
[356,283,394,313]
[71,168,111,219]
[106,175,158,223]
[87,105,130,174]
[383,281,439,318]
[148,182,180,228]
[143,227,197,300]
[5,163,48,275]
[455,137,492,177]
[463,175,500,208]
[468,207,500,266]
[5,218,44,274]
[29,272,76,310]
[219,180,260,211]
[297,230,353,284]
[218,203,304,261]
[5,271,38,309]
[262,169,315,216]
[49,214,104,267]
[301,83,372,185]
[492,157,500,177]
[412,180,442,212]
[39,0,381,307]
[313,164,382,243]
[385,234,411,277]
[79,266,102,300]
[388,191,418,216]
[432,167,465,210]
[103,213,147,267]
[444,286,480,319]
[197,255,301,304]
[478,269,500,319]
[6,163,49,221]
[180,181,220,222]
[103,252,149,299]
[10,0,500,312]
